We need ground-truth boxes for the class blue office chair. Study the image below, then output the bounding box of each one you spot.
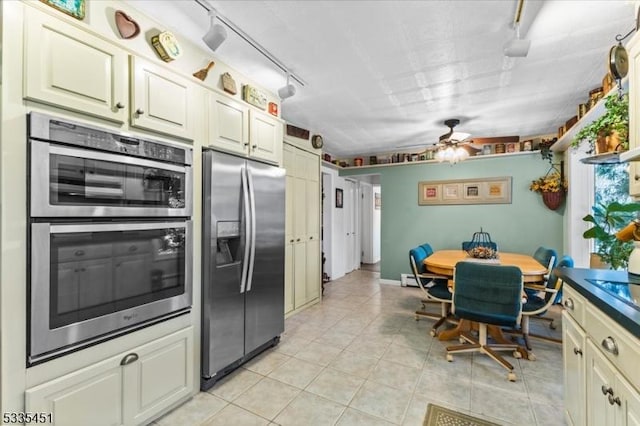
[409,244,452,337]
[446,262,523,381]
[461,241,498,251]
[519,255,574,356]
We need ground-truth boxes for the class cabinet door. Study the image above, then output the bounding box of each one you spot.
[123,327,193,425]
[208,92,249,155]
[24,7,127,122]
[305,240,321,303]
[630,164,640,197]
[586,339,617,426]
[618,374,640,426]
[249,110,282,164]
[293,176,307,242]
[306,180,320,241]
[284,242,295,314]
[563,312,586,426]
[79,258,114,308]
[114,254,150,300]
[26,359,125,426]
[283,145,296,245]
[293,242,307,308]
[130,57,194,140]
[629,36,640,196]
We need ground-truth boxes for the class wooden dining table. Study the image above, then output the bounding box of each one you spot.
[423,250,548,359]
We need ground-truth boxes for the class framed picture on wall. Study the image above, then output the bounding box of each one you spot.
[40,0,86,20]
[418,183,441,205]
[336,188,343,208]
[418,177,511,205]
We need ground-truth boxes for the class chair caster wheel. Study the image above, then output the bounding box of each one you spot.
[415,315,420,321]
[421,304,426,310]
[508,372,517,382]
[550,322,557,330]
[430,329,437,337]
[513,350,522,359]
[446,354,453,362]
[459,337,466,344]
[528,353,537,361]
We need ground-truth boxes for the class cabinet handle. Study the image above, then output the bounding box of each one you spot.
[608,394,622,406]
[116,102,125,109]
[120,353,139,366]
[310,236,313,240]
[601,336,619,356]
[635,174,640,181]
[75,250,85,257]
[296,238,301,242]
[563,298,574,310]
[290,239,294,243]
[136,108,144,115]
[129,245,138,252]
[573,347,582,356]
[602,385,614,396]
[252,144,257,149]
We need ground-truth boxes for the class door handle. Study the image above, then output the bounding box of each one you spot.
[240,167,250,294]
[246,168,256,292]
[573,347,582,356]
[115,102,125,109]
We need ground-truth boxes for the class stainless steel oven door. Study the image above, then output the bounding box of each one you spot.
[29,221,192,364]
[30,142,192,217]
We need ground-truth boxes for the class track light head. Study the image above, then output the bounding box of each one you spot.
[504,23,530,57]
[278,83,296,100]
[202,10,227,52]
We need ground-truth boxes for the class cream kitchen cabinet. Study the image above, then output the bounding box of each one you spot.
[130,57,195,140]
[562,284,640,426]
[208,92,282,164]
[25,327,193,426]
[284,143,320,314]
[628,32,640,196]
[24,6,196,140]
[24,6,128,123]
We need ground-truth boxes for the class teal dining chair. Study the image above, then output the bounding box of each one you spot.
[409,244,452,337]
[446,262,523,381]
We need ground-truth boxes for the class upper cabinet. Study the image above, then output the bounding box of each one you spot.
[24,7,128,123]
[24,7,196,141]
[207,91,282,165]
[130,57,195,141]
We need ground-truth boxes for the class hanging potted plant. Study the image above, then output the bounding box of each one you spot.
[571,93,629,154]
[529,169,568,210]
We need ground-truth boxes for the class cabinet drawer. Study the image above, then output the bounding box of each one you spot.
[563,284,586,325]
[57,243,113,262]
[585,304,640,391]
[113,240,151,256]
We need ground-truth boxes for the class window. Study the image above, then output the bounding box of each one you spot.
[593,163,632,255]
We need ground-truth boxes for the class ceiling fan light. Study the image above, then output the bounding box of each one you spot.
[449,131,471,142]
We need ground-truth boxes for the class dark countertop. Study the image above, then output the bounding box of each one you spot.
[556,268,640,338]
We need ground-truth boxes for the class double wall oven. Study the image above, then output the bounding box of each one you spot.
[28,113,193,365]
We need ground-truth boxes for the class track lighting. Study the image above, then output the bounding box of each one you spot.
[202,10,227,52]
[504,23,530,57]
[278,73,296,100]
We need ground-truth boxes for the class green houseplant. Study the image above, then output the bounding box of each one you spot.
[571,93,629,153]
[582,201,640,269]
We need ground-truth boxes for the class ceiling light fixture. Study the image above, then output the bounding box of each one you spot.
[434,119,471,165]
[202,9,227,52]
[195,0,306,88]
[278,73,296,100]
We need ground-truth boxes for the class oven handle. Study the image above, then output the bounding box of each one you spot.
[48,144,188,173]
[239,167,251,294]
[246,168,256,293]
[49,221,187,234]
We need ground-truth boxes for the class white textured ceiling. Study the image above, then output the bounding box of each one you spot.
[126,0,636,157]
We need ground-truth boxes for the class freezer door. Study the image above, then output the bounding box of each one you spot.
[202,150,248,378]
[245,160,285,354]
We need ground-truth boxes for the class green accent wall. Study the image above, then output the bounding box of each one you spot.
[341,153,564,280]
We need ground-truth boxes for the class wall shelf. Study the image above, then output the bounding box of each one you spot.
[551,79,628,153]
[579,152,622,164]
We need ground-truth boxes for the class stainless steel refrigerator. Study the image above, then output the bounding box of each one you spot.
[201,149,285,390]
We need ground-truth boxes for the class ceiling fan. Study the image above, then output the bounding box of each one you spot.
[436,118,471,147]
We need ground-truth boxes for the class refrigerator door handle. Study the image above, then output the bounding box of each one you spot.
[240,167,251,294]
[246,168,257,292]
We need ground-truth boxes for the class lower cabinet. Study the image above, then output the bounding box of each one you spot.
[562,311,586,426]
[25,327,193,426]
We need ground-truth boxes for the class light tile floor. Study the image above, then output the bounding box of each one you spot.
[154,269,565,426]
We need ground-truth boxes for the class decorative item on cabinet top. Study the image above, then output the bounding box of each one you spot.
[192,61,215,81]
[114,10,140,39]
[151,31,182,62]
[242,84,267,110]
[221,72,237,95]
[41,0,85,20]
[268,102,278,117]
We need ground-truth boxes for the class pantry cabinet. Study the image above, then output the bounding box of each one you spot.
[284,143,321,314]
[24,6,128,123]
[25,327,193,426]
[208,92,282,165]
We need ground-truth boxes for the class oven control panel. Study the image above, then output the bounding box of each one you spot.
[28,112,192,165]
